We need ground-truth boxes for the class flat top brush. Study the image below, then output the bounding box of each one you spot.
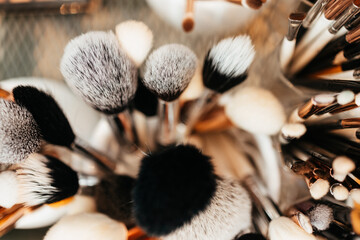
[143,44,197,146]
[12,85,116,173]
[60,31,140,150]
[115,20,153,68]
[184,35,255,135]
[0,98,41,165]
[133,144,251,240]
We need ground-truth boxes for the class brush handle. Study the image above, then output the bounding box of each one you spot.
[302,0,329,28]
[291,78,360,92]
[106,109,140,153]
[156,100,180,147]
[72,137,117,173]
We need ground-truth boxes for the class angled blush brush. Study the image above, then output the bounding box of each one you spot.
[12,86,116,173]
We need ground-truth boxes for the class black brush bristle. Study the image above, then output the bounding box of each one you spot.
[95,174,135,228]
[236,233,266,240]
[13,86,75,147]
[133,76,158,117]
[45,155,79,204]
[203,52,248,93]
[133,144,217,236]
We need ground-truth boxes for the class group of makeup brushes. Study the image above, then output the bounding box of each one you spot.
[0,0,360,238]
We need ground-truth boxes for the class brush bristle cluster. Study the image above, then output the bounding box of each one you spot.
[308,204,333,231]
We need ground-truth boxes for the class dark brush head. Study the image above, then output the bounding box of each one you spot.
[133,144,217,236]
[203,35,255,93]
[133,76,158,117]
[143,44,197,102]
[60,31,138,115]
[15,153,79,206]
[13,86,75,148]
[236,233,266,240]
[0,99,42,164]
[95,174,135,228]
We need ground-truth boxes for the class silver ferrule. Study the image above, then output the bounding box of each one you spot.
[329,1,360,34]
[106,108,140,153]
[303,0,329,28]
[72,137,117,173]
[156,99,180,147]
[286,17,305,41]
[183,89,219,137]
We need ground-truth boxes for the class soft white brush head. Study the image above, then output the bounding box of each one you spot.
[308,204,333,231]
[355,93,360,106]
[281,123,307,138]
[115,20,153,67]
[314,94,335,104]
[15,153,55,206]
[60,31,137,114]
[268,217,316,240]
[337,90,355,105]
[309,179,330,200]
[225,87,286,135]
[331,184,349,201]
[208,35,255,77]
[332,156,356,177]
[0,171,18,208]
[350,189,360,204]
[144,44,197,101]
[44,213,127,240]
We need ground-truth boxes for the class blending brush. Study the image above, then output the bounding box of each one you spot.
[279,123,307,144]
[0,98,42,165]
[183,0,195,32]
[12,85,116,173]
[60,31,140,152]
[115,20,153,68]
[133,144,252,240]
[44,213,128,240]
[184,35,255,136]
[143,44,197,147]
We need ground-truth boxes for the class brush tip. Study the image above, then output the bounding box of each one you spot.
[332,156,355,181]
[281,123,307,139]
[309,179,330,200]
[308,204,333,231]
[337,90,355,105]
[350,189,360,204]
[330,184,349,201]
[182,14,195,32]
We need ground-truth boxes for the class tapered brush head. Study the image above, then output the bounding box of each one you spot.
[115,20,153,67]
[13,86,75,148]
[308,204,333,231]
[60,31,138,115]
[133,144,252,239]
[0,99,42,164]
[14,153,79,206]
[0,171,18,208]
[143,44,197,102]
[203,35,255,93]
[44,213,128,240]
[133,76,159,117]
[95,174,135,227]
[268,217,316,240]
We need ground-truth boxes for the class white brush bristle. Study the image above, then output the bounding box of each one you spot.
[331,184,349,201]
[350,189,360,204]
[309,179,330,200]
[0,171,18,208]
[308,204,333,231]
[337,90,355,105]
[44,213,127,240]
[332,156,355,180]
[116,20,153,67]
[14,153,56,206]
[268,217,316,240]
[144,44,197,101]
[60,31,137,114]
[209,35,255,77]
[281,123,307,138]
[225,87,286,135]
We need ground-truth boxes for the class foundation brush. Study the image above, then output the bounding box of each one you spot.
[12,85,116,173]
[142,44,197,147]
[60,31,140,153]
[183,35,255,136]
[133,144,252,240]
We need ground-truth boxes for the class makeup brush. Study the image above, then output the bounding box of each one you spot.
[44,213,128,240]
[94,174,135,228]
[225,87,286,135]
[133,144,252,240]
[315,90,356,115]
[330,183,350,201]
[0,98,42,165]
[309,58,360,77]
[290,78,360,92]
[12,85,116,173]
[0,171,18,209]
[143,44,197,147]
[115,20,153,68]
[183,0,195,32]
[60,31,140,152]
[279,123,307,144]
[10,153,79,206]
[184,35,255,136]
[306,117,360,131]
[280,12,306,71]
[308,203,334,231]
[268,217,316,240]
